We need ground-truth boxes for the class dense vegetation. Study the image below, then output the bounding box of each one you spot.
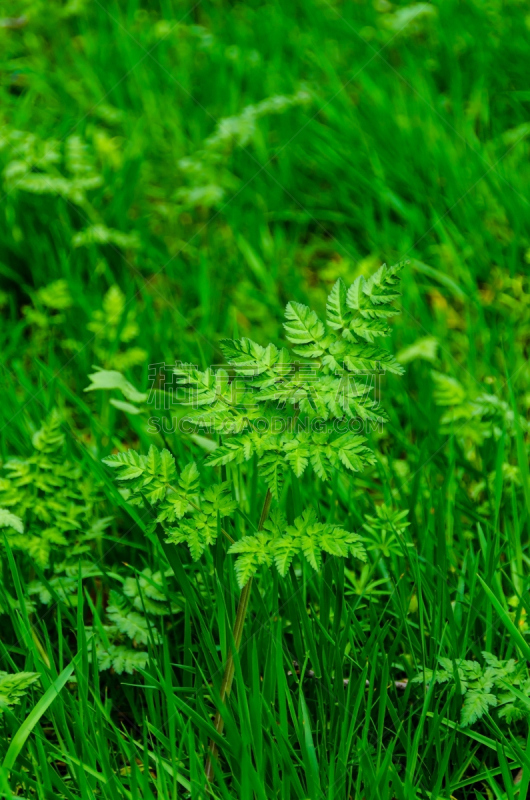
[1,0,530,797]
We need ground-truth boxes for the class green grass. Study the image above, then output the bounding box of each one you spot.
[0,0,530,797]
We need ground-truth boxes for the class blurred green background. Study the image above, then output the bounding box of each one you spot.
[1,0,530,796]
[1,0,529,393]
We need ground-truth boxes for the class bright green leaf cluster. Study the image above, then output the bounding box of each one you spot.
[85,568,180,675]
[0,410,107,568]
[87,285,147,371]
[0,671,40,715]
[106,590,160,646]
[414,652,530,727]
[228,508,366,588]
[173,263,405,498]
[104,445,237,560]
[431,370,529,461]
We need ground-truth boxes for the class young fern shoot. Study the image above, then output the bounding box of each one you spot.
[99,261,405,780]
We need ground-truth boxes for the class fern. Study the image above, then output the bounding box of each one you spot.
[0,410,107,568]
[174,263,404,496]
[0,671,40,715]
[123,567,179,615]
[414,652,528,728]
[103,445,184,507]
[228,532,275,588]
[228,507,366,587]
[92,263,404,500]
[98,264,403,771]
[431,369,529,474]
[0,508,24,534]
[106,590,160,646]
[273,508,366,577]
[89,640,150,676]
[176,89,311,209]
[99,263,404,580]
[102,445,367,586]
[104,444,236,560]
[87,285,147,370]
[84,565,180,674]
[283,301,330,358]
[85,368,148,408]
[0,128,102,207]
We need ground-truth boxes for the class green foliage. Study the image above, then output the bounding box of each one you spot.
[84,368,148,409]
[102,267,399,582]
[0,672,40,716]
[396,336,439,365]
[27,560,102,606]
[0,508,24,534]
[171,262,404,499]
[104,438,368,586]
[85,568,180,674]
[90,642,149,676]
[104,444,236,560]
[1,0,530,795]
[0,129,101,206]
[362,504,410,558]
[0,410,106,568]
[123,567,179,615]
[227,507,366,587]
[431,370,529,462]
[414,653,530,727]
[176,89,311,209]
[106,590,160,646]
[87,285,147,371]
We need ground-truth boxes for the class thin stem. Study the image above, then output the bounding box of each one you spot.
[205,488,272,782]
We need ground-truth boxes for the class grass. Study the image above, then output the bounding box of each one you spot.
[0,0,530,797]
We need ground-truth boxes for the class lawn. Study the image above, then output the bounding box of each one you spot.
[0,1,530,797]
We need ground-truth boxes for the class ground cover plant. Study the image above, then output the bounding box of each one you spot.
[0,0,530,798]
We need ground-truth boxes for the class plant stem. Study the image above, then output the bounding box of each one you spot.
[205,488,272,781]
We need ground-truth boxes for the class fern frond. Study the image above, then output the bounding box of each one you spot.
[272,508,366,576]
[220,337,286,378]
[228,532,274,588]
[178,462,200,495]
[31,409,65,453]
[93,643,149,675]
[0,508,24,533]
[327,340,404,375]
[103,446,197,515]
[167,515,217,560]
[262,508,287,539]
[259,453,285,499]
[273,533,300,577]
[362,262,404,306]
[205,439,250,467]
[173,364,225,407]
[123,568,178,615]
[431,371,467,406]
[319,527,367,561]
[163,482,237,558]
[0,671,40,714]
[284,302,330,358]
[102,449,145,480]
[203,482,238,517]
[330,432,376,473]
[310,449,331,481]
[106,591,158,646]
[461,691,497,727]
[326,278,352,332]
[283,437,311,477]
